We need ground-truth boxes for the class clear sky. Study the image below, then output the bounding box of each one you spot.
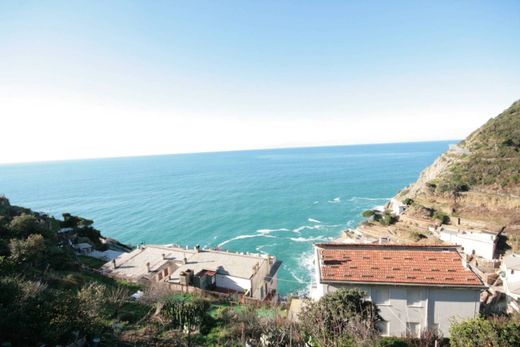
[1,1,519,163]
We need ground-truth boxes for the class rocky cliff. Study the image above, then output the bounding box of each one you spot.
[360,99,520,250]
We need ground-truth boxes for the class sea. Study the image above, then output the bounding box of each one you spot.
[0,141,452,295]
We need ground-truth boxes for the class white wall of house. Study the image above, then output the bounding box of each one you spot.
[215,274,251,293]
[439,230,496,260]
[311,247,325,300]
[389,198,406,216]
[501,255,520,312]
[321,283,480,337]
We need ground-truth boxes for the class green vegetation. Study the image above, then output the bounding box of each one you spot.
[362,209,375,218]
[432,211,450,225]
[434,100,520,194]
[0,196,146,346]
[361,209,397,226]
[2,195,519,346]
[299,288,381,346]
[403,198,414,206]
[450,315,520,347]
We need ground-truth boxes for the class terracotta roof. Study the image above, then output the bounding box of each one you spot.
[315,243,484,287]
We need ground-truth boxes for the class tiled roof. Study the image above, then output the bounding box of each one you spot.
[315,243,484,287]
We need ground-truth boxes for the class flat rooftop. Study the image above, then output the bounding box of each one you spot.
[102,244,273,282]
[101,245,189,281]
[504,254,520,271]
[315,243,484,288]
[170,248,270,282]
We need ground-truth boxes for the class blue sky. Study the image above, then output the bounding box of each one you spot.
[1,1,519,163]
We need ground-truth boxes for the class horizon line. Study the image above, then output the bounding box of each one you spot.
[0,138,460,166]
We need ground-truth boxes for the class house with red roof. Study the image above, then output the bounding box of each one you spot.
[312,243,486,337]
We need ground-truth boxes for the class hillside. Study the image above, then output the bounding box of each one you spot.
[0,196,447,346]
[360,99,520,250]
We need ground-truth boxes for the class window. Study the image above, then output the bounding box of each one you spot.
[406,322,420,338]
[158,273,163,281]
[164,268,169,276]
[376,321,390,336]
[407,288,422,307]
[372,287,390,305]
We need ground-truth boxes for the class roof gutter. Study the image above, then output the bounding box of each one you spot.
[320,279,486,290]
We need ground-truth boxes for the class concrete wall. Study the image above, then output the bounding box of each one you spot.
[323,283,480,337]
[216,274,251,293]
[439,231,496,259]
[250,259,270,300]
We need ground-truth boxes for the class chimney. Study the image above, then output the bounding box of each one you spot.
[112,259,117,269]
[162,253,166,260]
[183,253,188,264]
[146,262,151,272]
[195,245,200,253]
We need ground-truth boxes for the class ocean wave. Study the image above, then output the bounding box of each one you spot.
[255,245,268,255]
[287,269,305,284]
[307,218,322,223]
[292,225,322,233]
[328,197,341,204]
[256,228,289,234]
[218,234,277,247]
[289,236,332,243]
[348,196,390,202]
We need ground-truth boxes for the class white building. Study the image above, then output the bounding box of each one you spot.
[500,254,520,312]
[72,242,94,255]
[388,198,406,216]
[102,244,281,301]
[437,226,498,260]
[312,243,485,337]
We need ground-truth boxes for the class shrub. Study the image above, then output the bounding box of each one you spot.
[432,211,450,224]
[362,210,375,218]
[299,288,381,346]
[161,296,212,341]
[9,233,46,266]
[403,198,414,206]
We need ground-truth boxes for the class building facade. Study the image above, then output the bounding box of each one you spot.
[436,226,498,260]
[312,243,485,337]
[500,253,520,312]
[102,244,281,301]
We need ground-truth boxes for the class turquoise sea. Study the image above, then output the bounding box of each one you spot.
[0,141,452,294]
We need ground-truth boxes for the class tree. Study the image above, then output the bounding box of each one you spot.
[76,283,109,336]
[299,288,381,347]
[450,315,520,347]
[9,233,46,266]
[449,316,499,347]
[62,213,94,228]
[161,297,211,346]
[0,276,50,345]
[8,214,45,238]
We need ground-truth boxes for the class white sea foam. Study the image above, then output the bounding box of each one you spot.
[255,245,268,255]
[289,236,332,243]
[288,269,305,284]
[348,196,390,202]
[292,225,322,233]
[328,197,341,203]
[308,218,322,223]
[313,201,319,205]
[218,234,276,247]
[256,228,290,234]
[297,250,316,294]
